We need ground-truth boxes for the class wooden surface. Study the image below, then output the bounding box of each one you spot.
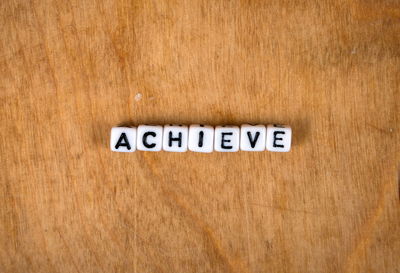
[1,0,399,272]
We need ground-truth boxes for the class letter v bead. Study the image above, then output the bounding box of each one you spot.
[240,124,266,151]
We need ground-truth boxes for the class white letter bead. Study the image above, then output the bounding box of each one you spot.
[214,126,240,152]
[240,124,266,151]
[188,125,214,153]
[162,125,188,152]
[137,125,163,151]
[110,127,137,152]
[266,124,292,152]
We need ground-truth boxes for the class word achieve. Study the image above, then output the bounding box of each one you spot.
[110,124,292,153]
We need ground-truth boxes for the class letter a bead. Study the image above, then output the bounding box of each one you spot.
[110,127,137,152]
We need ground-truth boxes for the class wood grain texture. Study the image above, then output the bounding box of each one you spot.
[0,0,399,272]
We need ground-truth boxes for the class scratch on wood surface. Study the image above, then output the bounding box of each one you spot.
[366,123,394,135]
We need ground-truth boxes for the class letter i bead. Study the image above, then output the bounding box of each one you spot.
[188,124,214,153]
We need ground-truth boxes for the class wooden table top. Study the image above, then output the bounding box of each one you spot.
[1,1,399,272]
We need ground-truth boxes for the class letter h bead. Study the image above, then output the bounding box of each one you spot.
[162,125,188,152]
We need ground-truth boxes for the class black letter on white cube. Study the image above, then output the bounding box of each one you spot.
[188,124,214,153]
[266,125,292,152]
[110,127,137,152]
[162,125,188,152]
[240,124,266,151]
[137,125,163,151]
[214,126,240,152]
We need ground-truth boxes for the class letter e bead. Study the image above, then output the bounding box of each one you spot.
[266,124,292,152]
[214,126,240,152]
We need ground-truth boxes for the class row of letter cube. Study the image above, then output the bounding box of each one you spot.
[110,124,292,153]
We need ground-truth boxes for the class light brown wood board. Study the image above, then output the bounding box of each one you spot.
[0,0,399,272]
